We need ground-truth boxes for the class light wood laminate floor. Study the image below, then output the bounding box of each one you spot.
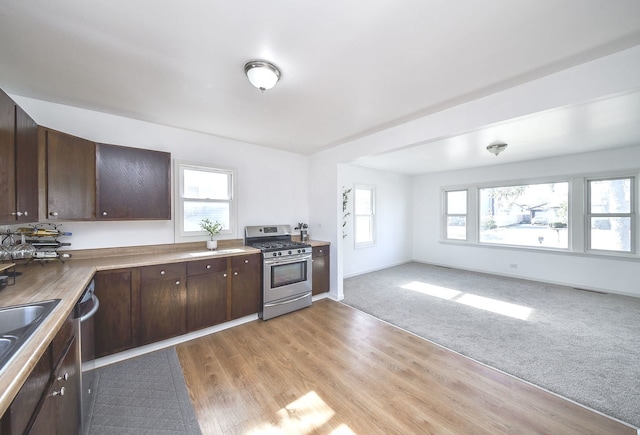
[176,299,635,434]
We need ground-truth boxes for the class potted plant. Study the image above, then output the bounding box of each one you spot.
[200,218,223,250]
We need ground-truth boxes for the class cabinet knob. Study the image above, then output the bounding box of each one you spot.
[160,270,165,275]
[244,259,249,263]
[223,273,227,278]
[234,271,238,276]
[12,211,28,217]
[49,211,58,217]
[319,249,323,253]
[175,280,180,285]
[57,372,69,381]
[53,386,66,397]
[206,264,211,269]
[102,211,108,216]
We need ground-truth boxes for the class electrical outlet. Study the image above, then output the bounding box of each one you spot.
[509,263,518,269]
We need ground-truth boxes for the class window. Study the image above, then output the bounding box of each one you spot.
[354,185,375,247]
[587,177,634,253]
[479,182,569,249]
[445,190,467,240]
[176,161,235,239]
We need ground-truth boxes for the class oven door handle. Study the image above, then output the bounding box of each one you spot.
[264,255,312,266]
[264,292,312,307]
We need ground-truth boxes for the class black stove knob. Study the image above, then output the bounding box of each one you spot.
[278,252,282,256]
[288,250,292,255]
[297,249,301,254]
[272,252,277,257]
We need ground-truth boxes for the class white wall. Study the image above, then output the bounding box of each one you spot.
[412,145,640,298]
[339,164,412,278]
[10,96,310,250]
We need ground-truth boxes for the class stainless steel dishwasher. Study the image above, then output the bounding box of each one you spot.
[75,280,99,432]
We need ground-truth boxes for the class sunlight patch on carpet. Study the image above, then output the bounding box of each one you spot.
[401,281,533,320]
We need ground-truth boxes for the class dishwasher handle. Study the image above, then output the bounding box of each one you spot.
[80,295,100,322]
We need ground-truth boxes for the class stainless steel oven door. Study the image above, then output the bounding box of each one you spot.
[263,253,312,303]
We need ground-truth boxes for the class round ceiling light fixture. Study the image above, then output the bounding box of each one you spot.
[244,60,281,92]
[486,142,508,156]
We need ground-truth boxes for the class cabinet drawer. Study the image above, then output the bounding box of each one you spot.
[231,254,260,269]
[187,258,227,276]
[140,262,185,281]
[313,246,329,257]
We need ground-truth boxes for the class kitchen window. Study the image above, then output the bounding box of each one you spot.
[587,176,634,253]
[354,184,376,247]
[445,190,467,240]
[175,161,236,240]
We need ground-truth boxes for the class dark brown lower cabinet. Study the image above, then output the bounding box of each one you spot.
[139,263,187,345]
[0,313,80,435]
[186,258,228,331]
[93,254,262,358]
[230,254,261,320]
[312,245,330,295]
[94,269,138,358]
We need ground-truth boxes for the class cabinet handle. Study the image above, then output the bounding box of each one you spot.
[160,270,165,275]
[206,264,211,269]
[102,211,108,216]
[57,373,69,381]
[175,280,180,285]
[49,211,58,217]
[53,386,65,397]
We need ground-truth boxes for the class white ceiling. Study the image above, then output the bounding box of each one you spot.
[1,1,640,170]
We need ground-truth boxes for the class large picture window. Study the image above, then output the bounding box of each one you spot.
[354,185,376,247]
[587,177,634,253]
[479,182,569,249]
[176,161,235,239]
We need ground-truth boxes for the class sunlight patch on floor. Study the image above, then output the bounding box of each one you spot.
[247,391,339,434]
[401,281,533,320]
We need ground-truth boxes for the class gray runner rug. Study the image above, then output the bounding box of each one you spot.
[342,262,640,429]
[84,347,202,435]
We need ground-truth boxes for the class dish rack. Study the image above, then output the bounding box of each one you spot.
[2,223,72,264]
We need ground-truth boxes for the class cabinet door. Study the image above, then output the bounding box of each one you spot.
[0,347,52,435]
[312,246,330,295]
[94,269,138,357]
[230,257,261,319]
[0,90,16,223]
[96,143,171,220]
[139,263,187,345]
[14,106,38,222]
[30,336,81,435]
[45,129,96,220]
[187,271,228,331]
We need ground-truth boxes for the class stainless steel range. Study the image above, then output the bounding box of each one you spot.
[245,225,312,320]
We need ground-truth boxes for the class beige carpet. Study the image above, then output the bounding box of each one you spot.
[342,262,640,429]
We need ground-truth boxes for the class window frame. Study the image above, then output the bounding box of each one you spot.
[444,189,468,241]
[174,160,237,242]
[586,175,635,254]
[440,171,638,259]
[354,184,376,248]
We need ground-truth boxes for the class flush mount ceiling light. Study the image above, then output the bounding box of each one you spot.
[244,60,281,92]
[486,142,508,156]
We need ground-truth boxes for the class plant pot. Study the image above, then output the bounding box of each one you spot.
[206,240,218,250]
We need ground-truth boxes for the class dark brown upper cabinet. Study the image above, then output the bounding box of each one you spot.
[43,128,96,220]
[0,90,39,224]
[96,143,171,220]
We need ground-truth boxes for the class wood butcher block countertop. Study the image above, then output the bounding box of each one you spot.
[0,238,286,416]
